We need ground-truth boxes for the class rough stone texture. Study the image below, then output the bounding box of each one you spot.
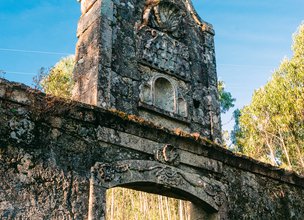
[72,0,222,141]
[1,1,303,219]
[1,79,304,219]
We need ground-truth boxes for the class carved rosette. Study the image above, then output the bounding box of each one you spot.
[155,144,181,166]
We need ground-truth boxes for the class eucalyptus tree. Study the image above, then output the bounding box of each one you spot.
[238,24,304,174]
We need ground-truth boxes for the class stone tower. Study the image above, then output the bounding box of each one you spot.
[73,0,221,141]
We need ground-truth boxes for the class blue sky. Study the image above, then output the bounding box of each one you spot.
[0,0,303,131]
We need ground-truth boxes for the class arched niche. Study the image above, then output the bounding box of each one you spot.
[88,160,225,220]
[153,77,175,112]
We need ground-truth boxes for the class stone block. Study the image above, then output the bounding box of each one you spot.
[10,90,31,105]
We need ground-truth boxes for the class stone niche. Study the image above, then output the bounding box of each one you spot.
[139,73,188,118]
[73,0,222,141]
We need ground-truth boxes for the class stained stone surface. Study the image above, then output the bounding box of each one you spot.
[72,0,222,141]
[1,79,304,219]
[1,1,304,219]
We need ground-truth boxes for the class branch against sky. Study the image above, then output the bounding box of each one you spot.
[0,70,6,79]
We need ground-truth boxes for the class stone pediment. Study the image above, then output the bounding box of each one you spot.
[73,0,222,142]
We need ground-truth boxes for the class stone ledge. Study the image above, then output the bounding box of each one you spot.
[138,101,190,124]
[0,78,303,188]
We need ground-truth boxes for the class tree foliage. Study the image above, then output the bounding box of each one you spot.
[218,80,236,114]
[230,109,243,152]
[106,188,191,220]
[36,55,75,99]
[237,24,304,174]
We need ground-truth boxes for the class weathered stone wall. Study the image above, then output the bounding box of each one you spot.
[1,79,304,219]
[73,0,222,141]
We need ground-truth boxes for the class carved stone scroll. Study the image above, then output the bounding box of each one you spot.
[94,126,223,173]
[88,160,226,219]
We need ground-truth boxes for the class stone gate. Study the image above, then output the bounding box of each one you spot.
[0,0,304,219]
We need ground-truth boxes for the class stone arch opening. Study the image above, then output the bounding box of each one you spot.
[153,77,175,112]
[103,183,217,220]
[88,160,223,220]
[106,187,191,220]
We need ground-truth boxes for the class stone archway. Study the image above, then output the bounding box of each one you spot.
[88,160,226,220]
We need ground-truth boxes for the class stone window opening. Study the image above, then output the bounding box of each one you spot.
[139,76,189,118]
[153,77,176,113]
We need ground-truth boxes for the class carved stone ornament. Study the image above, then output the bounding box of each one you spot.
[139,0,185,38]
[92,163,129,183]
[137,29,190,79]
[151,1,184,37]
[90,160,226,213]
[156,167,182,186]
[155,144,180,166]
